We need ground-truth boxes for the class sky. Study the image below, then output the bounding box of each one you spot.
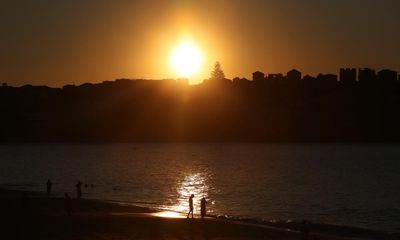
[0,0,399,86]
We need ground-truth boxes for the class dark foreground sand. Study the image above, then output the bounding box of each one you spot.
[0,189,396,240]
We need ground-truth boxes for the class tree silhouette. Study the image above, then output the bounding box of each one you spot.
[211,61,225,80]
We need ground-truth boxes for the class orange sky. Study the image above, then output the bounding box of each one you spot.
[0,0,399,86]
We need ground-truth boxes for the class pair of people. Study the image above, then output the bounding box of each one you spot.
[187,194,207,219]
[46,179,83,199]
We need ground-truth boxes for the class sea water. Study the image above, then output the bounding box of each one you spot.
[0,143,399,233]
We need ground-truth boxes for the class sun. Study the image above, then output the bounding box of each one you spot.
[170,41,203,77]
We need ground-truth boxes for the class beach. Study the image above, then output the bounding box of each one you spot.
[1,188,397,240]
[0,188,298,240]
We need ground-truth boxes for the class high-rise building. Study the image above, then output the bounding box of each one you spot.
[377,69,398,83]
[358,68,376,82]
[267,74,284,81]
[317,74,338,83]
[252,71,265,82]
[340,68,357,83]
[287,69,302,81]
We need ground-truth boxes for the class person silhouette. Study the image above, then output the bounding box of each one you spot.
[65,193,72,216]
[187,194,194,219]
[46,179,52,197]
[200,197,207,219]
[76,181,82,198]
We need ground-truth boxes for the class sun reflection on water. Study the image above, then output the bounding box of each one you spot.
[172,173,210,215]
[151,211,186,218]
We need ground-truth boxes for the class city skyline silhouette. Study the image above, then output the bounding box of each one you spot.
[1,65,399,142]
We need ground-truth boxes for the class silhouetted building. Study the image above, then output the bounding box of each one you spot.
[340,68,356,83]
[267,74,284,81]
[252,71,265,82]
[232,77,240,83]
[287,69,302,81]
[233,77,250,86]
[317,74,338,83]
[358,68,376,82]
[202,77,232,86]
[303,75,316,82]
[377,69,398,83]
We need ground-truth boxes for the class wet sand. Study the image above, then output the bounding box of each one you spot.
[0,189,395,240]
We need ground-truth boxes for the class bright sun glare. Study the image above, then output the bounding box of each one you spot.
[170,41,203,77]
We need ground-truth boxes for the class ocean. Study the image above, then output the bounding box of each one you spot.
[0,143,399,233]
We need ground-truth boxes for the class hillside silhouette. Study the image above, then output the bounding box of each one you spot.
[1,67,400,142]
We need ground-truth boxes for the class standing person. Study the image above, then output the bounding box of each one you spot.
[200,197,207,219]
[187,194,194,219]
[76,181,82,198]
[65,193,72,216]
[46,179,52,197]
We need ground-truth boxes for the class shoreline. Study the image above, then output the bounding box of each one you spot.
[1,188,398,240]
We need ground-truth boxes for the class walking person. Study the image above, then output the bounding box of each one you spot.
[46,179,52,197]
[187,194,195,219]
[200,197,207,219]
[76,181,82,198]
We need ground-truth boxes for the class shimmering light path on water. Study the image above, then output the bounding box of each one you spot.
[171,173,212,214]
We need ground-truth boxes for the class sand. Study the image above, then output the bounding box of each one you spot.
[0,189,393,240]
